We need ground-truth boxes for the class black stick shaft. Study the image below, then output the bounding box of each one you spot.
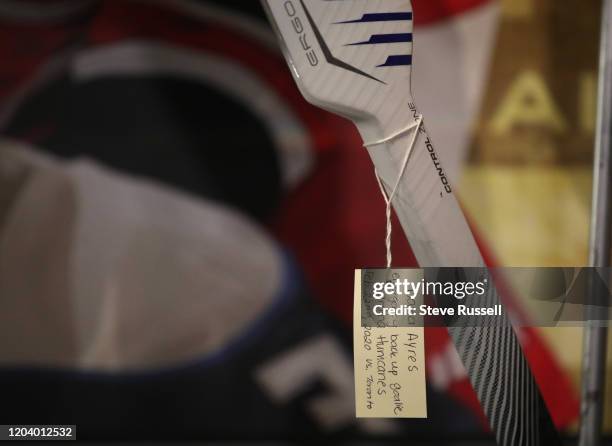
[579,1,612,444]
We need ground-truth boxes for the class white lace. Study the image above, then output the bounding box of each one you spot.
[364,115,424,268]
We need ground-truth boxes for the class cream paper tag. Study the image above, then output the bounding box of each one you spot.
[354,269,427,418]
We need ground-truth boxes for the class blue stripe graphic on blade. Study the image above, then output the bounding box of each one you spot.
[335,12,412,23]
[378,55,412,67]
[348,33,413,45]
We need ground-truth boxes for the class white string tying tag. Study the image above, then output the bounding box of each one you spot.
[364,115,423,268]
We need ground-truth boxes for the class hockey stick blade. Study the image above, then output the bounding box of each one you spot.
[261,1,563,445]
